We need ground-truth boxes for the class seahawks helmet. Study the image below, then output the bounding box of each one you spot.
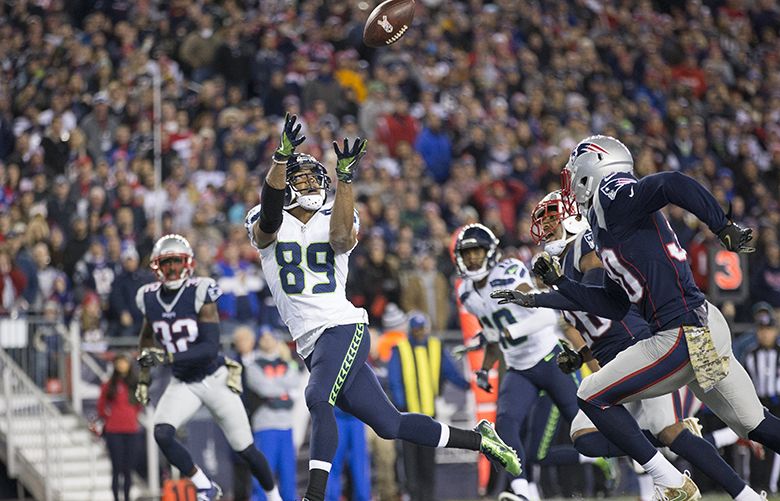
[562,135,634,212]
[453,224,500,281]
[531,190,590,256]
[284,153,331,211]
[150,234,195,289]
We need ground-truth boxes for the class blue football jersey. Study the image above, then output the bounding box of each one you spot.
[136,278,223,382]
[589,172,707,331]
[561,229,652,365]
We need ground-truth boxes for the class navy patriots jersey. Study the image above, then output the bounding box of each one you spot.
[136,278,223,382]
[588,172,725,331]
[561,229,651,365]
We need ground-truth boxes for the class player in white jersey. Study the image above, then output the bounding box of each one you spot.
[244,113,520,501]
[454,223,613,501]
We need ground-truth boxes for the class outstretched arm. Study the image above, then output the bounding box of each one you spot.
[330,138,367,254]
[247,113,305,250]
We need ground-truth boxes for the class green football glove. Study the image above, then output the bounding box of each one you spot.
[274,113,306,162]
[333,138,367,183]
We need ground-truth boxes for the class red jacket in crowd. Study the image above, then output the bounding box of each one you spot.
[97,380,142,434]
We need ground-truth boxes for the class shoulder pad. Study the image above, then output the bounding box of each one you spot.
[195,277,222,313]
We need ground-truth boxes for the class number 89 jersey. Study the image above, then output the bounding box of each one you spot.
[457,258,560,370]
[254,202,368,359]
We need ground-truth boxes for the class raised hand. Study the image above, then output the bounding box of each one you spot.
[274,113,306,162]
[333,137,368,183]
[490,289,537,307]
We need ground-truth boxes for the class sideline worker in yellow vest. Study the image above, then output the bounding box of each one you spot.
[388,311,471,501]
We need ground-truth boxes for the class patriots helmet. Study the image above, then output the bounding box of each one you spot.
[284,153,331,211]
[453,224,501,281]
[562,135,633,212]
[150,234,195,289]
[531,190,590,256]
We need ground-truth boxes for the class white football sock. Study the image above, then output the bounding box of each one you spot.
[638,473,654,501]
[641,452,684,488]
[579,454,597,464]
[437,423,450,448]
[189,466,212,489]
[510,478,530,497]
[713,427,740,448]
[734,485,763,500]
[265,485,282,501]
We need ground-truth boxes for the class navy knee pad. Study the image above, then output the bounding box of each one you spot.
[154,424,176,447]
[154,424,195,474]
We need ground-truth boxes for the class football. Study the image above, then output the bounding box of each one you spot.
[363,0,415,48]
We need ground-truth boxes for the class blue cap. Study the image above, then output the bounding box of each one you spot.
[409,312,428,330]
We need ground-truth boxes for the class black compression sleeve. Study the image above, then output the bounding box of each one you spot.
[258,182,286,233]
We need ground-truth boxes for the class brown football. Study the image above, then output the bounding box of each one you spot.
[363,0,415,48]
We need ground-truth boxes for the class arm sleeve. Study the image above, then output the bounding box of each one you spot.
[618,172,729,232]
[387,348,406,410]
[441,350,471,390]
[532,290,594,311]
[171,321,220,364]
[504,308,559,340]
[554,274,631,320]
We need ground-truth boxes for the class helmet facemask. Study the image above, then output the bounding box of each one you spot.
[284,154,331,212]
[531,190,589,257]
[150,234,195,289]
[454,224,501,281]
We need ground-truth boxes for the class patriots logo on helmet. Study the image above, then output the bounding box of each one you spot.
[573,142,610,161]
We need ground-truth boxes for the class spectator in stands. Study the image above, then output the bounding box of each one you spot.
[400,250,450,332]
[236,325,299,501]
[741,313,780,492]
[214,242,263,324]
[108,246,152,338]
[0,245,27,315]
[752,242,780,308]
[348,237,401,325]
[388,312,471,501]
[415,112,452,183]
[97,353,142,501]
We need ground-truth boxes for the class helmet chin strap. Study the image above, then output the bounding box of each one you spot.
[544,233,578,257]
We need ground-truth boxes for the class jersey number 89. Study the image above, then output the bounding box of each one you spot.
[276,242,336,295]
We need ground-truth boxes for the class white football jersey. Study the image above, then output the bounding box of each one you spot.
[457,258,560,370]
[251,201,368,358]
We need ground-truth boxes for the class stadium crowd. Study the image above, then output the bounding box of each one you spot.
[2,0,780,339]
[0,0,779,498]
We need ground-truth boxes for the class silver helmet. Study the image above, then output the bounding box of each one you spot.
[150,234,195,289]
[563,135,633,211]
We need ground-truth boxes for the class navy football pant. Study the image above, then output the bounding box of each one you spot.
[304,324,443,466]
[496,346,580,480]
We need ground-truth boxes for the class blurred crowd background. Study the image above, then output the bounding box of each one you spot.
[1,0,780,497]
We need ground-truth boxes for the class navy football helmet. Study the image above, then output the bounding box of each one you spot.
[284,153,331,211]
[454,224,501,281]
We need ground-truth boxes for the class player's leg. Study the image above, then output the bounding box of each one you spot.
[153,378,216,492]
[325,423,346,501]
[495,370,539,499]
[301,324,372,501]
[197,367,279,499]
[576,328,699,494]
[637,391,759,499]
[336,361,521,476]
